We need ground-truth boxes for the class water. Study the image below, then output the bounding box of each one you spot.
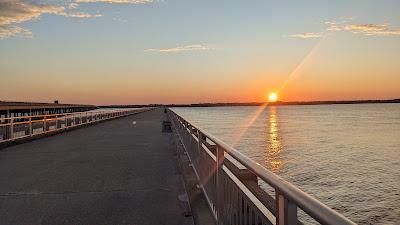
[172,104,400,225]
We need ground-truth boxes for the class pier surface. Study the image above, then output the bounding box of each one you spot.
[0,108,192,225]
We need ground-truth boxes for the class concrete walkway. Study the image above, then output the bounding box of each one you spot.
[0,108,193,225]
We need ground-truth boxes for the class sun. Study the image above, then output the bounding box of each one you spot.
[268,92,278,102]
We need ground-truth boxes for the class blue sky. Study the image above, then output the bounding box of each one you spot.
[1,0,400,104]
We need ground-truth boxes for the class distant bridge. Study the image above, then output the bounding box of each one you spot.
[0,101,97,121]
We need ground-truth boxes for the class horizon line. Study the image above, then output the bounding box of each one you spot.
[2,98,400,107]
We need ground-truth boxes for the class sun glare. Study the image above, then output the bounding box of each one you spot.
[268,92,278,102]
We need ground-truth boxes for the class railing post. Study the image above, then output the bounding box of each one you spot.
[43,115,47,132]
[276,192,284,225]
[28,117,32,136]
[286,199,298,225]
[197,131,203,157]
[216,145,225,224]
[55,115,58,129]
[276,191,298,225]
[189,124,193,136]
[9,118,13,140]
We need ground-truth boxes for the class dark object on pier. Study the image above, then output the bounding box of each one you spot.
[162,121,172,132]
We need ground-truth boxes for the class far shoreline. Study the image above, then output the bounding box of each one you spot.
[100,98,400,108]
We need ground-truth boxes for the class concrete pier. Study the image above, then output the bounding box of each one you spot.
[0,108,193,225]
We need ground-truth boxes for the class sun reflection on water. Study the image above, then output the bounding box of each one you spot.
[265,106,283,172]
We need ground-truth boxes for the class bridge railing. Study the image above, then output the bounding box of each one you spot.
[168,109,356,225]
[0,108,151,143]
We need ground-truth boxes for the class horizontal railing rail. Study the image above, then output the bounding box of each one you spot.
[0,108,153,143]
[168,108,356,225]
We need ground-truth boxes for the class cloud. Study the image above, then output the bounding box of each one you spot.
[0,0,102,39]
[325,21,342,31]
[75,0,153,3]
[0,26,32,39]
[145,44,211,53]
[68,3,79,9]
[62,12,103,18]
[344,24,400,36]
[0,0,155,39]
[291,21,400,40]
[326,22,400,36]
[0,1,65,26]
[289,32,322,39]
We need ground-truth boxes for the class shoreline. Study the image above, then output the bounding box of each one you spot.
[100,99,400,108]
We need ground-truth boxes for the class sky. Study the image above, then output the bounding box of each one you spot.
[0,0,399,105]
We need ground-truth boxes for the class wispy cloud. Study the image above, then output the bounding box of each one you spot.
[145,44,211,53]
[326,22,400,36]
[68,3,79,9]
[0,26,32,39]
[289,32,322,39]
[290,20,400,40]
[0,0,102,39]
[64,12,102,18]
[325,21,342,31]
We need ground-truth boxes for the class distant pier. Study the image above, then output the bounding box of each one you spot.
[0,101,96,119]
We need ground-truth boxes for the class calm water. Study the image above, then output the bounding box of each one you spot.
[172,104,400,225]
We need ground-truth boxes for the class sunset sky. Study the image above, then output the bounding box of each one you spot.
[1,0,399,105]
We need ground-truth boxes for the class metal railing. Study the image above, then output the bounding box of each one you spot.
[0,108,152,143]
[168,109,356,225]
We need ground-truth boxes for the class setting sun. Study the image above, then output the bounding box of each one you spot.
[268,92,278,102]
